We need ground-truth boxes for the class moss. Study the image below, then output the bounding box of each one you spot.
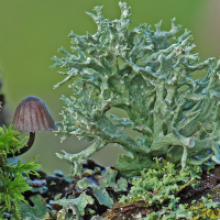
[0,125,41,219]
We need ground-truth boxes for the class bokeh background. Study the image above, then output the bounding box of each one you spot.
[0,0,217,175]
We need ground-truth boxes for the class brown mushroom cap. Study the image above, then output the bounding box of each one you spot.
[12,96,57,132]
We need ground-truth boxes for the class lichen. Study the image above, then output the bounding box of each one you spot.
[188,197,220,220]
[19,195,50,220]
[52,1,220,179]
[49,166,128,219]
[117,158,199,219]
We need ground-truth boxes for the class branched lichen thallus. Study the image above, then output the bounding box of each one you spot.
[52,1,220,178]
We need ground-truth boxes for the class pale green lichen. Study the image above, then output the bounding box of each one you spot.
[19,195,50,220]
[52,1,220,178]
[52,192,94,217]
[118,158,199,219]
[76,167,128,208]
[188,197,220,220]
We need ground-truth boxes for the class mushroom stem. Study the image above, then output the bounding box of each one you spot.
[7,132,35,158]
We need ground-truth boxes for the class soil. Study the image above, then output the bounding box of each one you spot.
[23,160,220,220]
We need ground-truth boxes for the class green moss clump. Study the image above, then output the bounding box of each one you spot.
[0,125,41,219]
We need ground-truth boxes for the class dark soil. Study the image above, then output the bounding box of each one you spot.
[22,161,220,220]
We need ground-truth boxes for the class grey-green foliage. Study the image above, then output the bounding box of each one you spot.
[51,167,128,219]
[53,192,94,219]
[18,195,50,220]
[52,1,220,177]
[76,167,128,208]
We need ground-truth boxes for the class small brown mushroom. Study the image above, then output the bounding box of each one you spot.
[7,96,57,157]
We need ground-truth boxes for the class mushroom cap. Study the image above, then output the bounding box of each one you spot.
[12,96,58,132]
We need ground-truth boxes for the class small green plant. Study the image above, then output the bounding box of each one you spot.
[0,125,41,219]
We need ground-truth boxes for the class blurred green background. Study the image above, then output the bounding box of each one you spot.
[0,0,217,174]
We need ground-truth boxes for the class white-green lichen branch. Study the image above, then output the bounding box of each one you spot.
[52,2,220,177]
[56,140,106,177]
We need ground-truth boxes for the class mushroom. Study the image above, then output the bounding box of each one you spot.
[7,96,57,157]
